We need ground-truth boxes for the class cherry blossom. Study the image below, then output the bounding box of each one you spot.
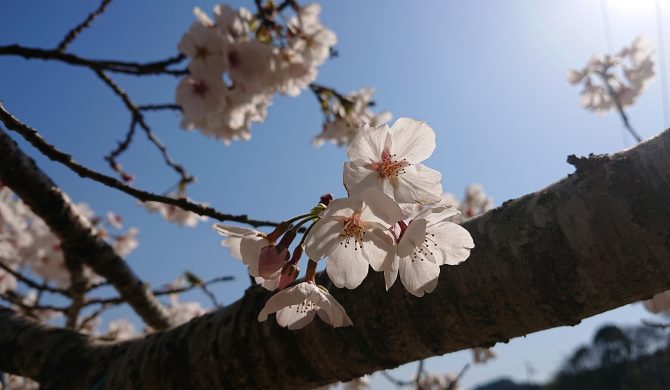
[314,87,392,147]
[568,36,655,115]
[143,197,208,227]
[105,319,137,341]
[258,281,352,329]
[213,224,279,288]
[168,294,207,325]
[178,14,228,75]
[305,187,402,289]
[385,206,474,297]
[343,118,443,204]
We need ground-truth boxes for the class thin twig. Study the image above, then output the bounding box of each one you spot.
[77,304,113,332]
[415,360,424,388]
[56,0,113,52]
[601,72,643,143]
[85,276,233,307]
[380,371,415,387]
[0,291,68,312]
[105,117,138,180]
[138,104,182,112]
[0,262,69,296]
[0,103,303,230]
[94,69,193,183]
[0,44,187,76]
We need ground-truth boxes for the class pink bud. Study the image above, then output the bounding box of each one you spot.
[258,245,289,279]
[278,264,300,290]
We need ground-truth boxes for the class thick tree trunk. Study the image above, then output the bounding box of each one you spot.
[1,128,669,389]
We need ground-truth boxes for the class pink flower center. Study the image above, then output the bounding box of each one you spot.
[370,150,409,179]
[190,79,209,97]
[339,212,366,250]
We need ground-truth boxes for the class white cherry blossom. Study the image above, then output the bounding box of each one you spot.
[385,206,474,297]
[213,224,279,289]
[143,198,207,227]
[344,118,442,204]
[305,187,402,289]
[258,282,352,330]
[176,67,227,131]
[178,17,228,75]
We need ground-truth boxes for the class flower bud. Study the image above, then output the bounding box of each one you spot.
[278,263,300,290]
[258,245,289,279]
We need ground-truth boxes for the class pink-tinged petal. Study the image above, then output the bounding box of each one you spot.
[277,306,317,329]
[362,229,395,272]
[399,256,440,297]
[388,118,436,163]
[346,123,389,162]
[383,255,400,290]
[254,276,280,291]
[241,236,270,275]
[397,219,427,258]
[358,187,403,225]
[258,245,288,278]
[430,222,474,265]
[326,242,369,289]
[395,164,443,204]
[413,206,460,225]
[305,217,342,260]
[343,160,377,196]
[257,283,312,321]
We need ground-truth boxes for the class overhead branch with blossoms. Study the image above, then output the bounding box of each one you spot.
[568,36,655,143]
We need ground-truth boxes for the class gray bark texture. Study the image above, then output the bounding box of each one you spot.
[1,127,670,389]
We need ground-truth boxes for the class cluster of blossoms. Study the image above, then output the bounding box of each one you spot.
[0,187,139,292]
[313,86,392,147]
[142,195,208,227]
[176,2,336,144]
[568,36,655,114]
[215,118,474,329]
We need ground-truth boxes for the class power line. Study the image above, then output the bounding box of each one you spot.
[599,0,614,53]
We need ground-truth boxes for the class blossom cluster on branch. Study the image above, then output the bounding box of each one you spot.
[176,2,336,143]
[215,118,475,330]
[568,36,655,114]
[0,186,138,292]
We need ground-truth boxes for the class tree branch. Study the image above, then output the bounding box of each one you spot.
[56,0,114,52]
[0,126,175,330]
[0,103,293,230]
[2,127,670,389]
[0,44,187,76]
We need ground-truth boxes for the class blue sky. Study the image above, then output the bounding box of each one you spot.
[1,0,668,388]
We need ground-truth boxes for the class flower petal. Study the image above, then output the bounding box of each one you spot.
[361,229,395,272]
[388,118,436,163]
[358,187,403,225]
[395,164,443,204]
[343,160,378,196]
[399,256,440,297]
[305,217,342,260]
[326,242,369,289]
[277,305,317,330]
[397,219,427,258]
[430,222,474,265]
[257,283,311,321]
[346,123,389,162]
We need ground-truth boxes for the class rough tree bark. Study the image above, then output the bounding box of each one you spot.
[0,127,175,330]
[1,127,669,389]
